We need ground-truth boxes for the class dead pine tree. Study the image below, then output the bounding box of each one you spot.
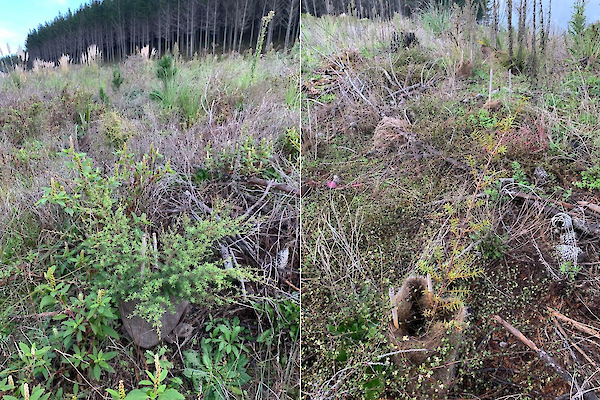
[517,0,527,71]
[492,0,499,47]
[530,0,537,87]
[539,0,546,75]
[508,0,514,67]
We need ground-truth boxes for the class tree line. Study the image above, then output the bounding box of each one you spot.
[300,0,486,20]
[25,0,300,64]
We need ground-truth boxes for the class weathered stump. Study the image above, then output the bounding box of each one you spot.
[119,298,189,348]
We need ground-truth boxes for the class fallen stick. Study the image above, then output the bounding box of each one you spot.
[246,177,301,197]
[14,311,62,319]
[507,190,575,210]
[553,317,598,368]
[549,308,600,342]
[505,190,600,237]
[578,201,600,217]
[285,279,301,292]
[493,314,599,400]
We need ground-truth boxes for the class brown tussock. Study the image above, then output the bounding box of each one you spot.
[456,60,473,79]
[484,99,503,111]
[370,117,413,155]
[481,44,495,59]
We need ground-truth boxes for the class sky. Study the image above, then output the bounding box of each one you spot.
[0,0,599,56]
[0,0,88,56]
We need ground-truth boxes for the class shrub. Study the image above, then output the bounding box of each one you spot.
[37,146,249,331]
[568,0,600,65]
[112,68,124,90]
[101,111,133,145]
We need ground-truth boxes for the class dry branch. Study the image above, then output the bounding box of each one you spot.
[493,314,599,400]
[549,308,600,342]
[13,311,62,319]
[246,177,300,197]
[505,190,600,237]
[553,317,597,368]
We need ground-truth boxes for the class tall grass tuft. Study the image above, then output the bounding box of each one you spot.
[59,54,70,73]
[150,55,178,107]
[421,3,452,36]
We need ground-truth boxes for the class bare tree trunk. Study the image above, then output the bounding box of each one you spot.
[492,0,499,46]
[177,0,181,52]
[517,0,527,66]
[212,0,217,55]
[223,6,228,53]
[238,0,249,53]
[530,0,537,86]
[508,0,513,65]
[205,1,209,53]
[186,0,191,56]
[285,0,297,49]
[266,0,276,50]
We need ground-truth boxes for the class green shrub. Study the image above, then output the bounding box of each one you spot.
[87,208,246,330]
[112,68,124,90]
[280,127,301,161]
[207,136,275,178]
[575,165,600,191]
[37,146,249,331]
[101,111,133,145]
[183,338,251,399]
[107,353,184,400]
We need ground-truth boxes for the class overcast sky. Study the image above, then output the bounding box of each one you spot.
[0,0,599,56]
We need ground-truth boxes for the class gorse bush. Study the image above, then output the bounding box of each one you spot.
[101,111,133,145]
[88,208,246,330]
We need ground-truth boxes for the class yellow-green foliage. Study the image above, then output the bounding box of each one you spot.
[101,111,133,145]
